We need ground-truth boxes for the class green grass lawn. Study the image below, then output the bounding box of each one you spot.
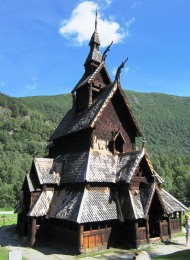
[0,210,17,228]
[0,247,9,260]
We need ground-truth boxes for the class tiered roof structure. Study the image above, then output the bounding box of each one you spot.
[17,15,187,252]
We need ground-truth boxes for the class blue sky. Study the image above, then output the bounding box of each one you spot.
[0,0,190,97]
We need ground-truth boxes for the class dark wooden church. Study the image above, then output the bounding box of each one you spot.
[16,15,187,253]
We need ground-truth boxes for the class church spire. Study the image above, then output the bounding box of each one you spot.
[84,10,102,68]
[95,9,97,32]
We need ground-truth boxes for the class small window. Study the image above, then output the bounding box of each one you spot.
[109,131,125,154]
[115,133,124,153]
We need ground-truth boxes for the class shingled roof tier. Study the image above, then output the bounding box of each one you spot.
[30,149,163,185]
[51,82,142,141]
[34,158,61,185]
[28,191,54,217]
[48,186,118,223]
[156,187,188,214]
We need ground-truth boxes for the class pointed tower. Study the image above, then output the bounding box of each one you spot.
[84,10,102,73]
[72,11,112,112]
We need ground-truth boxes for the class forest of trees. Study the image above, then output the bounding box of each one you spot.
[0,91,190,208]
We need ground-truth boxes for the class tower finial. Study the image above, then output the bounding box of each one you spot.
[95,9,98,31]
[115,57,128,82]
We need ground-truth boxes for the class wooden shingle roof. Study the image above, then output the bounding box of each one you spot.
[72,61,111,93]
[34,158,61,185]
[140,183,156,216]
[31,149,153,185]
[156,187,188,214]
[48,186,118,223]
[60,151,89,183]
[50,82,117,141]
[78,187,118,223]
[28,191,54,217]
[48,188,83,222]
[117,150,144,182]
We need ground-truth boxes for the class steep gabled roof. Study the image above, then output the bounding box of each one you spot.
[116,150,144,182]
[116,85,142,136]
[26,174,36,192]
[140,182,156,216]
[50,82,117,141]
[51,77,142,141]
[72,61,111,93]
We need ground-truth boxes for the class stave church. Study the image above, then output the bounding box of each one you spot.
[16,14,187,253]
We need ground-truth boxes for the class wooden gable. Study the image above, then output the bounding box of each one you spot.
[73,62,112,112]
[130,154,155,191]
[92,85,142,154]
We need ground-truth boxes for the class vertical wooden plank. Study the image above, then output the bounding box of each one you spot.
[83,236,89,249]
[89,235,96,248]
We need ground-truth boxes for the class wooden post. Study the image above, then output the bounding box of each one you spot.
[179,212,182,231]
[168,215,171,239]
[135,221,139,248]
[30,217,36,246]
[78,224,84,253]
[146,215,150,243]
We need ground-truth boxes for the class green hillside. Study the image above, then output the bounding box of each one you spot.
[0,91,190,207]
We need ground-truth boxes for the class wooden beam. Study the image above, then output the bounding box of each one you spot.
[168,215,171,239]
[30,217,36,246]
[146,215,150,243]
[135,221,139,248]
[78,224,84,253]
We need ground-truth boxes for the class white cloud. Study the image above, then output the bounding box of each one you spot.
[59,1,131,47]
[26,82,37,90]
[126,17,135,28]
